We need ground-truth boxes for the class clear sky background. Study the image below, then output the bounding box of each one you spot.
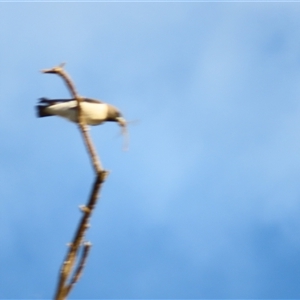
[1,2,300,299]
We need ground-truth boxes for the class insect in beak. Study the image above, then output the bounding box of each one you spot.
[116,117,129,151]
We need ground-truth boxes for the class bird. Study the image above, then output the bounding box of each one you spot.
[36,97,129,149]
[36,97,126,128]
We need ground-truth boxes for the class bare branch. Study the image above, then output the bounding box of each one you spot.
[79,125,103,174]
[41,63,78,100]
[41,64,110,300]
[42,64,102,173]
[54,173,106,300]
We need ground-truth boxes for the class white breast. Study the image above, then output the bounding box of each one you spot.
[81,102,108,125]
[45,101,109,125]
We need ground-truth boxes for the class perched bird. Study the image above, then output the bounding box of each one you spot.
[36,97,129,148]
[36,97,126,127]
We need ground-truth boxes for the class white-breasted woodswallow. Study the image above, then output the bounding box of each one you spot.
[36,97,126,128]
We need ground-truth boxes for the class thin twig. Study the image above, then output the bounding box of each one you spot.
[42,63,78,99]
[79,125,103,174]
[66,242,92,295]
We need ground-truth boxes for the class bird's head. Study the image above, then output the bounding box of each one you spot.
[106,104,129,150]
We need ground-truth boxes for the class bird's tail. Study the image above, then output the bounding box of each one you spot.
[36,105,52,118]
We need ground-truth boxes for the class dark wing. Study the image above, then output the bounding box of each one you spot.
[83,98,104,104]
[38,97,76,105]
[38,97,104,106]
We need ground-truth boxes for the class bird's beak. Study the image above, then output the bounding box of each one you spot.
[116,117,127,127]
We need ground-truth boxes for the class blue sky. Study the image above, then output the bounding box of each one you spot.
[1,2,300,299]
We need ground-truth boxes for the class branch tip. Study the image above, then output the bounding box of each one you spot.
[84,241,92,247]
[41,63,65,75]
